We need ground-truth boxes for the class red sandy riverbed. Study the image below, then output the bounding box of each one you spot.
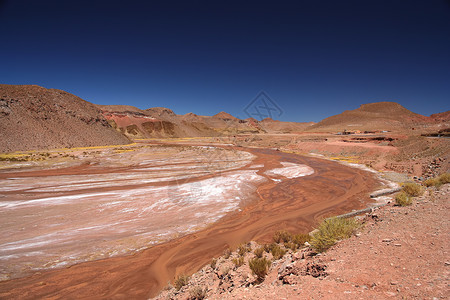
[0,143,380,299]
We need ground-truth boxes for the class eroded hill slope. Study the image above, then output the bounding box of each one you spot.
[0,85,130,153]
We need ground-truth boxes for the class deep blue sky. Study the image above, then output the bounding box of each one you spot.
[1,0,449,122]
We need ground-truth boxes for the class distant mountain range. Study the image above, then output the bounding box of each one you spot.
[0,84,448,152]
[98,104,313,139]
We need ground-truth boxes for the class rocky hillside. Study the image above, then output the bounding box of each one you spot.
[308,102,436,133]
[98,105,313,139]
[0,85,130,153]
[431,110,450,122]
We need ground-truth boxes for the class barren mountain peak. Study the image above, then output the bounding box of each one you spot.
[213,111,238,120]
[96,104,143,113]
[261,117,275,122]
[145,107,175,116]
[358,101,410,113]
[430,110,450,122]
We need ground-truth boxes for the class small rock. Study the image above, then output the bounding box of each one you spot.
[394,243,401,247]
[382,238,392,242]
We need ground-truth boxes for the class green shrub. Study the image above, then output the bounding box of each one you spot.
[253,246,265,258]
[284,241,297,251]
[270,243,287,260]
[402,182,423,197]
[249,257,271,283]
[310,217,360,253]
[292,233,311,247]
[188,286,207,300]
[174,274,190,290]
[273,230,292,243]
[395,191,412,206]
[232,256,244,267]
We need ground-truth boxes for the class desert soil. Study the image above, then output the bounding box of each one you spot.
[158,184,449,300]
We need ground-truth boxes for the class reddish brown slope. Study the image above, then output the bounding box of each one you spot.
[308,102,433,132]
[260,117,315,133]
[99,105,219,138]
[430,110,450,122]
[0,85,130,153]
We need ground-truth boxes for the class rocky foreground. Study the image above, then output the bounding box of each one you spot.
[156,184,449,299]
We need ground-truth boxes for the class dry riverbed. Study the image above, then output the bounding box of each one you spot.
[0,141,382,299]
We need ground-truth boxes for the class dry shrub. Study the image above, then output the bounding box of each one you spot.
[395,191,412,206]
[273,230,292,243]
[439,173,450,184]
[210,258,217,269]
[423,173,450,188]
[310,217,360,253]
[249,257,271,283]
[423,177,440,187]
[223,248,232,259]
[402,182,423,197]
[174,274,190,290]
[270,243,287,260]
[253,246,265,258]
[188,286,207,300]
[237,243,251,256]
[232,256,244,267]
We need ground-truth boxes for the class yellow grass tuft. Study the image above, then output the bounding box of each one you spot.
[395,191,412,206]
[401,182,423,197]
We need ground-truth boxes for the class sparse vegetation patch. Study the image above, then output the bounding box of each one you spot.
[174,274,190,290]
[253,246,265,258]
[395,191,412,206]
[232,256,244,267]
[310,217,360,253]
[292,233,311,248]
[270,243,287,260]
[424,173,450,188]
[273,230,292,243]
[237,243,251,256]
[402,182,423,197]
[249,257,271,283]
[188,286,207,300]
